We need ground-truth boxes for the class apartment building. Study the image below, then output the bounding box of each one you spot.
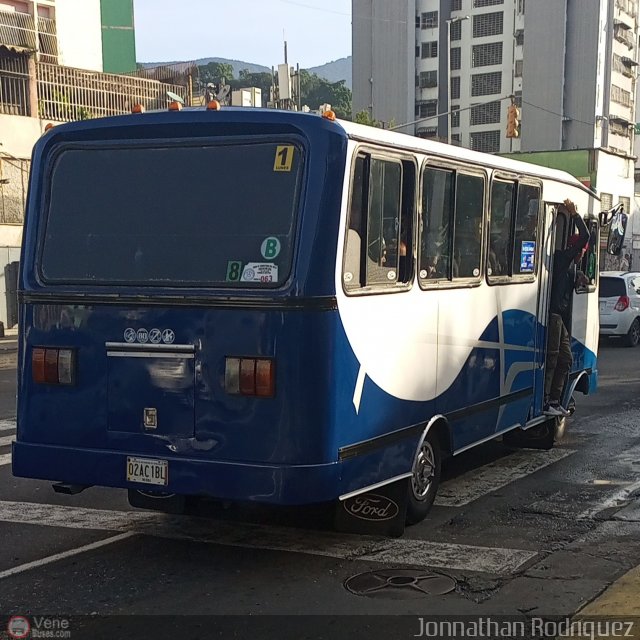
[0,0,187,327]
[352,0,640,267]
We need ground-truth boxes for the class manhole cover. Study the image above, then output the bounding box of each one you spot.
[345,568,456,599]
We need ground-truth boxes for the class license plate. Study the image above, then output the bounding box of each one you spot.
[126,456,168,486]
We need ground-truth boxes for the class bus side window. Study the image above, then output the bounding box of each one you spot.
[453,174,484,279]
[420,167,453,281]
[512,185,540,276]
[488,180,515,278]
[343,154,410,291]
[344,155,367,290]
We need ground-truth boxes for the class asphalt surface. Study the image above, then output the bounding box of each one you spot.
[1,336,640,639]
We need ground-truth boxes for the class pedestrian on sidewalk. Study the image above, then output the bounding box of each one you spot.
[544,198,590,417]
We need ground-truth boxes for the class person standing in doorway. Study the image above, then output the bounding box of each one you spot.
[544,199,590,417]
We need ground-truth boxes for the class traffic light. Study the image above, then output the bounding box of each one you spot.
[506,104,521,138]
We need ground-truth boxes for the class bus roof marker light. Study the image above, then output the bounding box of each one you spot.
[131,104,145,114]
[44,123,54,132]
[207,100,221,111]
[168,101,183,112]
[322,110,337,121]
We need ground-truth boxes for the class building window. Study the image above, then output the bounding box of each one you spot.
[517,0,525,13]
[474,0,504,6]
[470,130,500,153]
[515,29,524,45]
[514,59,523,77]
[470,100,501,125]
[421,11,439,29]
[451,105,460,127]
[451,133,461,145]
[450,47,461,70]
[420,71,438,88]
[614,54,635,77]
[416,45,420,58]
[417,100,438,118]
[514,90,522,107]
[452,0,463,10]
[450,20,462,41]
[611,84,632,107]
[473,12,504,37]
[416,15,421,29]
[471,71,502,96]
[600,193,613,211]
[451,76,461,99]
[417,126,439,139]
[422,41,438,58]
[472,42,503,67]
[620,196,631,213]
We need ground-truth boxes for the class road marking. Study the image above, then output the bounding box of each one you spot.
[435,448,577,507]
[0,435,14,448]
[0,532,136,580]
[0,419,15,434]
[0,454,10,467]
[0,500,537,575]
[578,477,640,520]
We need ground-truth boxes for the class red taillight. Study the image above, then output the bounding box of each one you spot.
[32,347,75,385]
[225,357,275,397]
[615,296,630,311]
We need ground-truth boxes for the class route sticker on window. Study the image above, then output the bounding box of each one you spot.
[226,260,244,282]
[241,262,279,283]
[520,240,536,273]
[261,237,281,259]
[273,145,294,172]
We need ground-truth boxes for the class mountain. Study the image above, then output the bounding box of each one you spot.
[140,56,352,89]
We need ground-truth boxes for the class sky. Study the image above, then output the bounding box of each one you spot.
[132,0,352,69]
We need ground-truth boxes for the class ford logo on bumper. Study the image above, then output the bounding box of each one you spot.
[344,493,399,521]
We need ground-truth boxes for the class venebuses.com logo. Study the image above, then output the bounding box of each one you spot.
[6,615,71,639]
[7,616,30,639]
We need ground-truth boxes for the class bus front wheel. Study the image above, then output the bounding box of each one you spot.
[406,429,442,525]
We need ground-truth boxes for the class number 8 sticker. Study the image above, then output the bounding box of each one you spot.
[273,145,294,172]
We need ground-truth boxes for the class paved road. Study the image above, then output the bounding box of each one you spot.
[1,339,640,639]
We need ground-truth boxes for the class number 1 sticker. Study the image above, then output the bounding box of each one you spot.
[274,145,294,172]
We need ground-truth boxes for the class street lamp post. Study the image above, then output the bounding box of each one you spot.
[446,15,470,145]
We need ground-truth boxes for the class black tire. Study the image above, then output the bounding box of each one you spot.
[406,429,441,525]
[624,319,640,347]
[503,419,556,450]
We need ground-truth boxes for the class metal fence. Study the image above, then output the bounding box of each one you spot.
[37,62,189,121]
[0,11,57,63]
[0,53,30,116]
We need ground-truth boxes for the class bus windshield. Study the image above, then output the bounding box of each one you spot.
[40,140,303,288]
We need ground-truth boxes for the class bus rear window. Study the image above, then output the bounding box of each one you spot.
[41,141,303,287]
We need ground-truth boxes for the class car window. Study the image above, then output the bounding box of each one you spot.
[600,277,626,297]
[629,276,640,294]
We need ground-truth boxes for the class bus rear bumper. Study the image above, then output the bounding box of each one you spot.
[11,441,343,505]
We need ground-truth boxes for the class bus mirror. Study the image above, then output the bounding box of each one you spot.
[607,210,628,256]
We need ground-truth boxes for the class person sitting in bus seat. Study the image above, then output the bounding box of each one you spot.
[543,199,589,417]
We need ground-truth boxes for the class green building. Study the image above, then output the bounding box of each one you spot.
[100,0,136,74]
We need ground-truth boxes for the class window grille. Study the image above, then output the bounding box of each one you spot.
[474,0,503,7]
[422,41,438,58]
[418,100,438,118]
[515,29,524,45]
[420,70,438,88]
[611,84,632,107]
[450,47,461,70]
[470,100,501,125]
[473,12,504,37]
[470,130,500,153]
[451,76,461,99]
[471,71,502,96]
[450,20,462,41]
[452,0,463,10]
[472,42,503,67]
[451,105,460,127]
[421,11,439,28]
[514,59,523,77]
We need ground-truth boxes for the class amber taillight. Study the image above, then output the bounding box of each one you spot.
[32,348,76,385]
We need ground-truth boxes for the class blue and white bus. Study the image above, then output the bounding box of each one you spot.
[13,105,604,535]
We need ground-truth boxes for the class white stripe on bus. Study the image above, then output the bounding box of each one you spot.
[0,500,536,575]
[435,448,576,507]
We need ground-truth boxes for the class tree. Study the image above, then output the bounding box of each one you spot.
[228,70,273,105]
[299,70,351,119]
[198,62,234,86]
[354,110,382,128]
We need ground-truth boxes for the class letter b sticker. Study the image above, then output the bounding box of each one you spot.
[261,237,281,259]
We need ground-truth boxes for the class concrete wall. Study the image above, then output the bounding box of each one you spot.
[55,0,103,71]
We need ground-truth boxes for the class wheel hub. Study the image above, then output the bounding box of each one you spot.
[412,440,435,499]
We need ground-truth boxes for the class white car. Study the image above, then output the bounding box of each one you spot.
[599,271,640,346]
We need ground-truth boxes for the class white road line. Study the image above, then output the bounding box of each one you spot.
[578,477,640,520]
[0,454,10,467]
[0,419,15,434]
[0,435,14,448]
[0,532,136,580]
[435,448,577,507]
[0,500,537,575]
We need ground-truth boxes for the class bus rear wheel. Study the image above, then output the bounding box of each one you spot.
[406,429,441,525]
